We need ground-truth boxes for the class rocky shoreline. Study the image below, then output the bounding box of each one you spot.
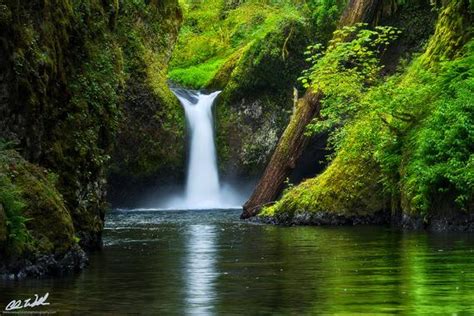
[255,210,391,226]
[252,210,474,232]
[0,245,88,280]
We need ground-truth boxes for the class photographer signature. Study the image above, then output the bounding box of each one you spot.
[4,293,50,311]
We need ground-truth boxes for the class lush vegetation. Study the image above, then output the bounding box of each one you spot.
[301,23,402,147]
[263,0,473,221]
[0,0,472,278]
[168,0,347,176]
[169,0,345,88]
[0,0,183,272]
[0,172,30,253]
[169,0,299,88]
[0,141,77,257]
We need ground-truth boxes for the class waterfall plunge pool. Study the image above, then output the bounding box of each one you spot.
[2,208,474,314]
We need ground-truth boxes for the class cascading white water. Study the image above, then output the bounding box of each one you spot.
[159,88,248,210]
[175,89,221,208]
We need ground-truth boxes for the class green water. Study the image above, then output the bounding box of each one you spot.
[1,209,474,314]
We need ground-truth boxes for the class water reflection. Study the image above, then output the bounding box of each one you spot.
[185,224,218,314]
[0,209,474,314]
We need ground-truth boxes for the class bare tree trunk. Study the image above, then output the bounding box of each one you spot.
[241,0,382,219]
[338,0,381,26]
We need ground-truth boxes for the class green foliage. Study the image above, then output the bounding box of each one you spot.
[338,42,474,215]
[266,1,473,219]
[301,24,401,145]
[401,44,474,213]
[169,0,307,88]
[0,140,30,252]
[169,58,225,87]
[0,175,30,252]
[304,0,346,43]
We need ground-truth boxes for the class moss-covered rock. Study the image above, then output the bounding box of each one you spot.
[0,0,183,271]
[212,18,313,177]
[0,149,76,255]
[107,1,185,205]
[262,149,387,220]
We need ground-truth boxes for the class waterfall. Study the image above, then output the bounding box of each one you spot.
[173,89,221,208]
[161,88,246,210]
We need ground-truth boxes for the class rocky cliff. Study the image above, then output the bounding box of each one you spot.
[0,0,182,277]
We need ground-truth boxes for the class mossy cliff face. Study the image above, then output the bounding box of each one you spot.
[0,148,87,277]
[0,149,76,253]
[107,1,185,206]
[0,0,182,273]
[213,19,313,177]
[0,0,113,250]
[262,0,473,230]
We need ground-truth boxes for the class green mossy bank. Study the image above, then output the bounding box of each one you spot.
[0,0,182,276]
[0,147,86,277]
[261,0,474,230]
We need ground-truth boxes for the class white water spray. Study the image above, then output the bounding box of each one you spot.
[163,88,245,209]
[179,89,220,208]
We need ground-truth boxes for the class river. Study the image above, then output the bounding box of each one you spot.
[1,208,474,314]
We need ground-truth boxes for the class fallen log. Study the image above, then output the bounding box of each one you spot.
[241,0,383,218]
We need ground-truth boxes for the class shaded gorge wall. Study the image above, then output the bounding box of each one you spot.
[0,0,183,275]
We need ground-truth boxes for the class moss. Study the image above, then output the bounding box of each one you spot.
[263,143,386,219]
[214,18,312,176]
[420,0,472,65]
[206,50,243,90]
[0,149,75,256]
[0,0,183,250]
[265,0,473,222]
[169,58,226,88]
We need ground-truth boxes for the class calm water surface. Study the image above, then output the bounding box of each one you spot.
[1,209,474,314]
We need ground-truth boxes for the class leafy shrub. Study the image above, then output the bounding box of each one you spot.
[0,175,30,252]
[401,43,474,213]
[301,23,401,150]
[265,2,473,218]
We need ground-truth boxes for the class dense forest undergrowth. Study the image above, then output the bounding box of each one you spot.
[257,0,473,229]
[0,0,472,278]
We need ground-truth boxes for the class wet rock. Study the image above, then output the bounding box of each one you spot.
[397,213,425,230]
[256,209,474,232]
[255,210,391,226]
[398,212,474,232]
[0,246,88,279]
